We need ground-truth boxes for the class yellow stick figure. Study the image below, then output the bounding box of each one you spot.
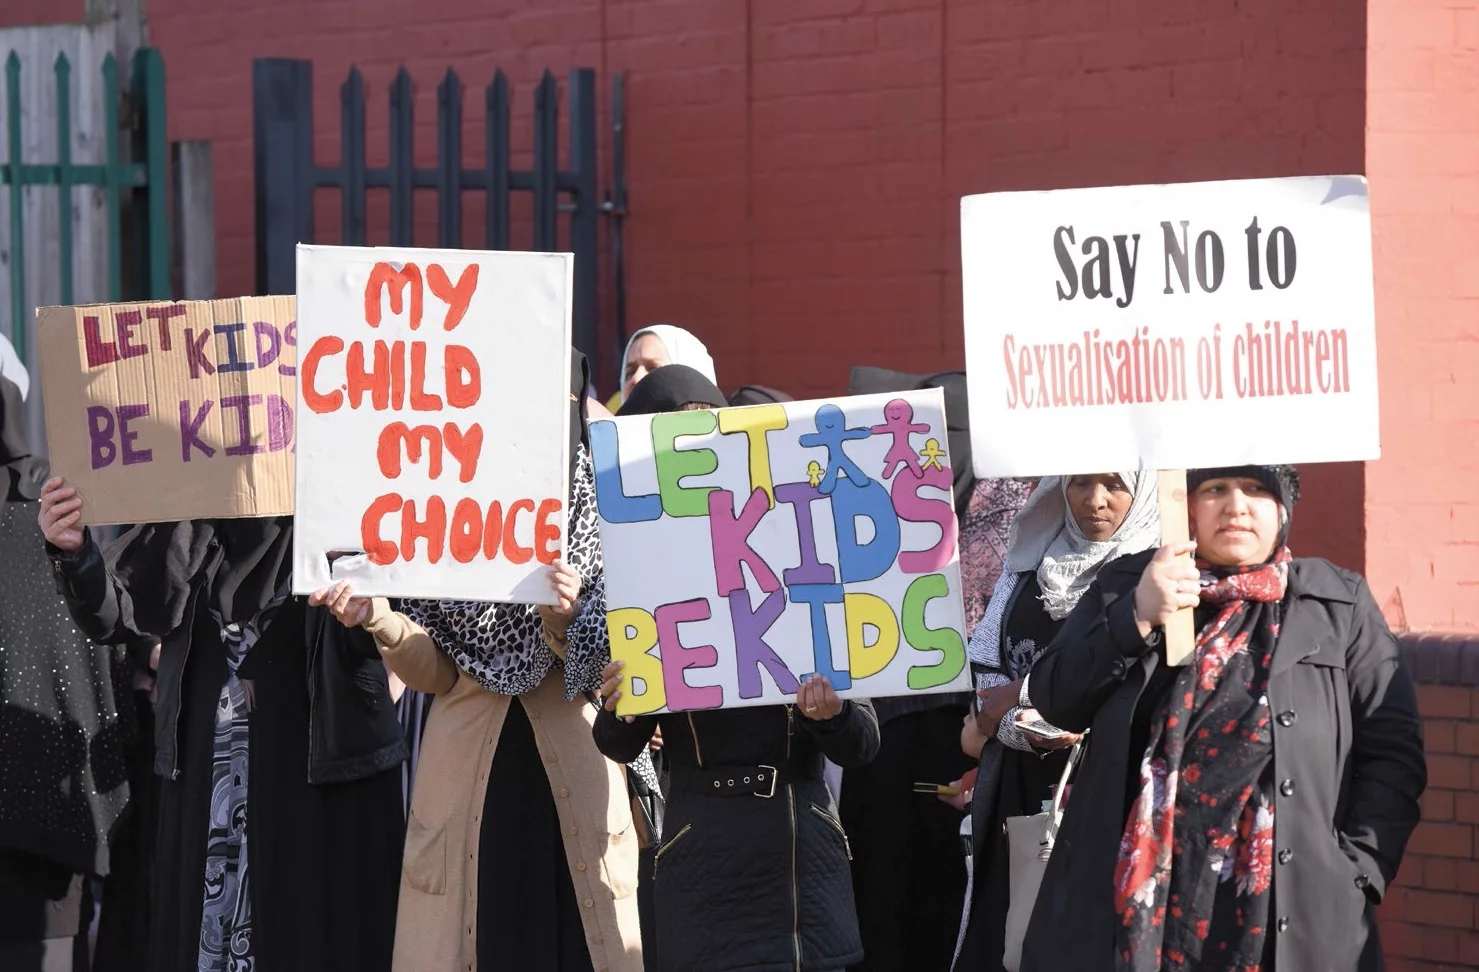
[919,438,946,471]
[806,460,824,488]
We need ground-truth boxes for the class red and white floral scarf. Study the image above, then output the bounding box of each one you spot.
[1113,548,1292,972]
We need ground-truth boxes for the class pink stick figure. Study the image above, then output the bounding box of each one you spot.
[870,398,931,479]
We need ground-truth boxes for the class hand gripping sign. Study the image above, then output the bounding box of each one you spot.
[291,245,574,604]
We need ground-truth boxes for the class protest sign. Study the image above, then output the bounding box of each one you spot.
[592,389,971,716]
[36,297,297,525]
[291,245,573,603]
[961,176,1379,478]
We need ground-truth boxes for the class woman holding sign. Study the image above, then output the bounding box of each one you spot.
[36,496,407,972]
[1017,465,1425,972]
[313,350,644,972]
[594,364,882,972]
[953,471,1159,971]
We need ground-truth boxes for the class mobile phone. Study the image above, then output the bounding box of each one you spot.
[1017,716,1068,741]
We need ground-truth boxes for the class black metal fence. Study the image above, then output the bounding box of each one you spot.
[252,59,606,372]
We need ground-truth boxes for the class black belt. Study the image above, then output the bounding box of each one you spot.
[672,763,796,799]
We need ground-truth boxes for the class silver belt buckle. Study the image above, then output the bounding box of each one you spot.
[755,765,778,799]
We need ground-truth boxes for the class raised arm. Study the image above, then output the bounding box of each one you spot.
[41,480,149,644]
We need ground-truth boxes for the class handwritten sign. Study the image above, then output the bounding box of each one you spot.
[291,245,573,603]
[961,175,1380,477]
[593,389,971,715]
[36,297,297,525]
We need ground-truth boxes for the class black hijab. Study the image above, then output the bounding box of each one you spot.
[105,516,294,633]
[846,365,975,519]
[727,384,793,408]
[619,364,728,417]
[571,349,591,477]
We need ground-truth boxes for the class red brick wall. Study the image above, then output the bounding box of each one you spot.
[120,0,1374,580]
[1365,0,1479,634]
[1382,639,1479,970]
[3,0,1470,617]
[0,2,83,27]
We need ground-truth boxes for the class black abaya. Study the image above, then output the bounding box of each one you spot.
[477,698,593,972]
[242,597,402,971]
[135,572,403,972]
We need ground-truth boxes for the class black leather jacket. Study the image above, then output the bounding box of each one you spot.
[48,531,406,785]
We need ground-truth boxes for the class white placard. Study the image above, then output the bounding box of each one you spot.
[292,245,573,602]
[593,389,971,715]
[961,176,1379,477]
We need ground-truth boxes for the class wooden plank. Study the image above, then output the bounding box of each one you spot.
[1158,468,1197,666]
[0,23,116,458]
[172,140,215,299]
[85,0,146,84]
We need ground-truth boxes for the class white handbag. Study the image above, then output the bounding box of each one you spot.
[1002,741,1083,972]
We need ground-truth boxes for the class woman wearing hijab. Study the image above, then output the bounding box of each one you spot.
[953,472,1159,971]
[0,337,130,972]
[616,325,718,405]
[1018,465,1425,972]
[594,365,880,972]
[314,350,642,972]
[37,475,405,966]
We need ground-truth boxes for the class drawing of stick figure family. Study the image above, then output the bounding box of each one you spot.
[798,398,944,495]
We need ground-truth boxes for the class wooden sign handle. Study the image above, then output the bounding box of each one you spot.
[1157,469,1196,666]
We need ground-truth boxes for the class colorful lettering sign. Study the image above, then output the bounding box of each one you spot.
[961,175,1380,477]
[36,297,298,524]
[593,389,970,715]
[291,245,573,603]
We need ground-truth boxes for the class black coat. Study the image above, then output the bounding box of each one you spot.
[595,701,880,972]
[1021,552,1426,972]
[47,529,406,784]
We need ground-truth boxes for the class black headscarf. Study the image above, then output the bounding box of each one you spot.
[571,349,592,477]
[619,365,728,417]
[1,355,47,502]
[847,365,975,519]
[727,384,793,408]
[105,517,294,634]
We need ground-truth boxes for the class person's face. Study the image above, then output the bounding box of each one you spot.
[622,334,670,400]
[1190,476,1281,567]
[1065,473,1134,542]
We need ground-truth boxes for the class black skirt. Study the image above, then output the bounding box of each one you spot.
[477,697,593,972]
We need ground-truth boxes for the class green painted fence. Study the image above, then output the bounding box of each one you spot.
[0,46,169,360]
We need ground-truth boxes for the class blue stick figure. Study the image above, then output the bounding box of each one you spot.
[798,404,871,495]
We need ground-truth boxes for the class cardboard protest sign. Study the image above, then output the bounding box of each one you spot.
[291,245,573,603]
[36,297,297,525]
[961,176,1379,478]
[593,389,971,716]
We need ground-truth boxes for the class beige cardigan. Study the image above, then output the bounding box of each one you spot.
[363,599,643,972]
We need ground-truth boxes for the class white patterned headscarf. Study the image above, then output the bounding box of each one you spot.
[1004,471,1161,621]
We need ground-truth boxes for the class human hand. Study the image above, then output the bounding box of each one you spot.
[538,559,582,627]
[1133,541,1201,637]
[649,725,664,752]
[796,675,843,721]
[309,581,373,628]
[38,478,84,552]
[975,679,1022,737]
[599,659,637,723]
[1015,709,1083,751]
[938,767,977,811]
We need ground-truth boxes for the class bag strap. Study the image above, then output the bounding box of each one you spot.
[1042,736,1086,850]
